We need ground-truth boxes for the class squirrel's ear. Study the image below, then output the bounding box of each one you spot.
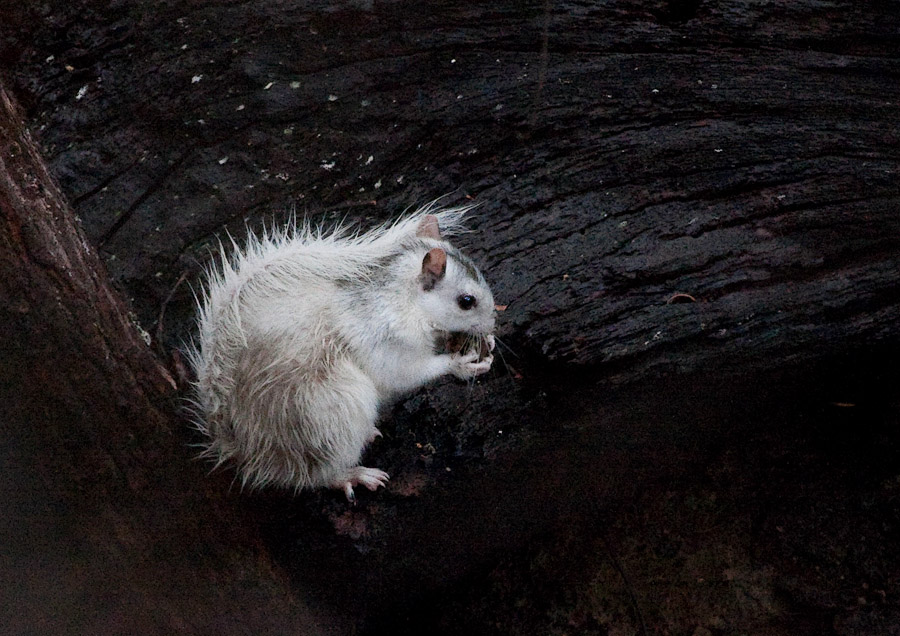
[416,214,442,240]
[420,248,446,291]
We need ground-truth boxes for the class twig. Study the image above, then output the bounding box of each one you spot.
[600,531,649,636]
[528,0,552,129]
[155,271,188,356]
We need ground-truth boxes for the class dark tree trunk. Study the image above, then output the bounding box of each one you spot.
[3,0,900,634]
[6,0,899,383]
[0,84,317,635]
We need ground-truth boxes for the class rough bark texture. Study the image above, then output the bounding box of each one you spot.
[0,84,318,635]
[3,0,900,634]
[4,0,899,385]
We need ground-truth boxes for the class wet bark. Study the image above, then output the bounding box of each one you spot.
[0,84,316,635]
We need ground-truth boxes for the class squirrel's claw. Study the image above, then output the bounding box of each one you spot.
[335,466,390,502]
[357,467,390,491]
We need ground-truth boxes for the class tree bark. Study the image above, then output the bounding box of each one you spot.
[0,84,319,635]
[3,0,900,633]
[7,0,899,384]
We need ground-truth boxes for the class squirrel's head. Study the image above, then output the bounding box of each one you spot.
[414,215,495,336]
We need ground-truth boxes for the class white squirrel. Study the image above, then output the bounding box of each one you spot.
[188,206,496,500]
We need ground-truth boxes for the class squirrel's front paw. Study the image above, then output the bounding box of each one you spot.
[450,351,493,379]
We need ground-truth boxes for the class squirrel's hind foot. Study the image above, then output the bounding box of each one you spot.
[333,466,390,502]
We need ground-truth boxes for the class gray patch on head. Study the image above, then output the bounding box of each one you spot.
[445,245,485,285]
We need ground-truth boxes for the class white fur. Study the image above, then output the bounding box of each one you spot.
[187,205,495,496]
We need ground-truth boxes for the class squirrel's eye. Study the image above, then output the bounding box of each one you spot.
[457,294,477,310]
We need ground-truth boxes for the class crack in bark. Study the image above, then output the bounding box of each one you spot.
[98,147,194,248]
